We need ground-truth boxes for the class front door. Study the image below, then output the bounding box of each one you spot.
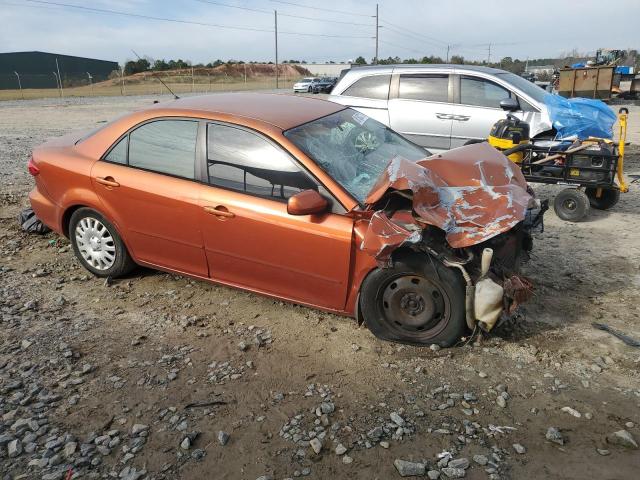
[200,122,354,310]
[388,73,453,152]
[91,118,208,277]
[449,75,512,149]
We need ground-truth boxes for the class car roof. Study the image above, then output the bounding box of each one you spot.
[147,92,345,130]
[346,64,508,75]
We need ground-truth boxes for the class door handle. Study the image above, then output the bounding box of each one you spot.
[435,113,452,120]
[204,205,235,218]
[96,176,120,187]
[452,115,471,122]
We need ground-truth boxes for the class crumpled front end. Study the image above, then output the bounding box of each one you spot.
[360,142,546,331]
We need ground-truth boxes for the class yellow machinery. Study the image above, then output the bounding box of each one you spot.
[486,108,629,222]
[487,114,530,163]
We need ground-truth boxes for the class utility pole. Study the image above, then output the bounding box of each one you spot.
[274,10,279,89]
[487,43,492,64]
[446,45,450,63]
[14,71,24,100]
[191,66,195,93]
[55,58,64,97]
[374,3,379,64]
[86,72,93,95]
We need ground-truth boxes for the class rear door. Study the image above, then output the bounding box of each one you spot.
[91,118,208,277]
[449,75,513,148]
[331,74,391,125]
[199,122,354,310]
[387,72,453,151]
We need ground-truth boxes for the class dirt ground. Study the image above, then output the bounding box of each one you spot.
[1,95,639,480]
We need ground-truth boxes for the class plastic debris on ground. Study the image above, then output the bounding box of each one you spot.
[18,207,51,234]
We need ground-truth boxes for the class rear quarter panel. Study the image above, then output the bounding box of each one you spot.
[33,144,102,233]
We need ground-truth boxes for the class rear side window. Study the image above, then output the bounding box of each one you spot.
[460,76,511,108]
[399,74,449,102]
[342,74,390,100]
[104,136,127,164]
[207,124,316,200]
[128,120,198,179]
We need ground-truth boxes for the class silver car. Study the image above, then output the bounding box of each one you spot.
[328,65,553,153]
[293,77,321,93]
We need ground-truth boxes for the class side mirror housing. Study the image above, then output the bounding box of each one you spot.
[287,189,328,216]
[499,97,520,112]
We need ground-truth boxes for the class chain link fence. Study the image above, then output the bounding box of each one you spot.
[1,68,307,101]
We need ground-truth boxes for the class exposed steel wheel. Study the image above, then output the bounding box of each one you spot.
[360,253,466,347]
[381,275,448,333]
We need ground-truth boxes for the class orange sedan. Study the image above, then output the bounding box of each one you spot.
[28,93,543,346]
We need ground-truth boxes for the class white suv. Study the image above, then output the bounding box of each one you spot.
[328,65,553,153]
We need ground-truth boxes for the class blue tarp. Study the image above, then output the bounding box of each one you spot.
[544,94,617,140]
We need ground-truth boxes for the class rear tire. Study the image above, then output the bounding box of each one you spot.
[69,207,136,278]
[585,187,620,210]
[359,253,466,347]
[553,188,590,222]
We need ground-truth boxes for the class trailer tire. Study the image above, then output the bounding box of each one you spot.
[585,187,620,210]
[553,188,590,222]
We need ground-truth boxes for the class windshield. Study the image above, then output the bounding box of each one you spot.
[495,72,548,103]
[285,109,429,203]
[301,78,314,82]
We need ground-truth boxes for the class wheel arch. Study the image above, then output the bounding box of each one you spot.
[62,204,135,262]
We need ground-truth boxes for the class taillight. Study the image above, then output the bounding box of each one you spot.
[28,156,40,176]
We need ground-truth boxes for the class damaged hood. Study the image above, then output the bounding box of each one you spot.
[361,142,533,260]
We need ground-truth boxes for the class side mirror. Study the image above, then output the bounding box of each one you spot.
[287,189,328,216]
[499,97,520,112]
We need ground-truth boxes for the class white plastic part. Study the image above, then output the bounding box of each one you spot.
[474,248,503,332]
[480,248,493,277]
[475,278,504,332]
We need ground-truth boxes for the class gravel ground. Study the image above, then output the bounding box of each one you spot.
[1,95,640,480]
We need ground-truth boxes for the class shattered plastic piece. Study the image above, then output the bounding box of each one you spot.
[361,143,532,263]
[544,94,617,140]
[18,207,51,234]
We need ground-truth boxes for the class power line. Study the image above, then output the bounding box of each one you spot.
[381,23,448,50]
[269,0,374,18]
[379,40,428,56]
[194,0,374,27]
[379,18,448,47]
[21,0,273,32]
[17,0,372,38]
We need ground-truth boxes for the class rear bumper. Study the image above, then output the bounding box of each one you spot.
[29,186,62,235]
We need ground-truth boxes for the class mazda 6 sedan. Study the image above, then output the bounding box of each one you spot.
[28,93,541,346]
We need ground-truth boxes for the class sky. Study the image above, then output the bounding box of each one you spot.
[0,0,638,65]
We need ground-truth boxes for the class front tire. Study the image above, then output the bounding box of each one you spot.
[553,188,590,221]
[69,208,135,278]
[585,187,620,210]
[359,254,466,347]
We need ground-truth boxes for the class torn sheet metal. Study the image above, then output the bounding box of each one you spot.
[361,142,533,262]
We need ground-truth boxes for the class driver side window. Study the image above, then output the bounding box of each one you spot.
[207,124,317,200]
[460,76,512,108]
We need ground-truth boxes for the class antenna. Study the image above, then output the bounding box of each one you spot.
[131,49,179,99]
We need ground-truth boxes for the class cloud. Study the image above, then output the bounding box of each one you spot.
[0,0,638,64]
